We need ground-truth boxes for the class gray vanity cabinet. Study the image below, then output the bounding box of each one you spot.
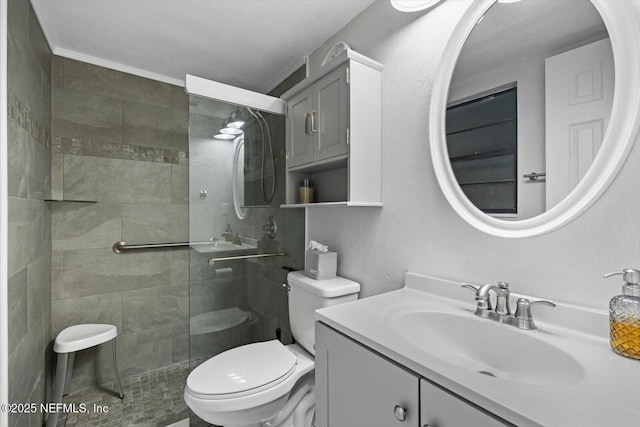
[315,322,420,427]
[286,64,349,169]
[316,322,513,427]
[420,379,513,426]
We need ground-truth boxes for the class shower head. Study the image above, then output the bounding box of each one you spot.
[227,109,246,129]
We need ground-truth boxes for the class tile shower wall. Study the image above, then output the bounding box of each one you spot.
[51,56,190,393]
[6,0,52,425]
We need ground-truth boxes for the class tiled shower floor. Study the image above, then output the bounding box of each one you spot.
[55,361,210,427]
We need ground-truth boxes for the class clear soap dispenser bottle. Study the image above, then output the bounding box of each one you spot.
[604,268,640,359]
[224,224,233,242]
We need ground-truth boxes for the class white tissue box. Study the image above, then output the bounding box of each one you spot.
[304,250,337,280]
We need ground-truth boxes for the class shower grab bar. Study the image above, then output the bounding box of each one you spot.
[112,240,217,254]
[208,252,288,265]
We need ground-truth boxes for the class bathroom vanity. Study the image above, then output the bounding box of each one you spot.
[316,322,511,426]
[315,273,640,427]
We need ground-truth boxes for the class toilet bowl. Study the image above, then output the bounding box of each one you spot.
[184,272,360,427]
[185,341,314,427]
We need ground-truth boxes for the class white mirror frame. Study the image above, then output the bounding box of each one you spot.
[232,136,249,220]
[430,0,640,238]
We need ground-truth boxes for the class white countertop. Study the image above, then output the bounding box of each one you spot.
[315,272,640,427]
[191,239,257,254]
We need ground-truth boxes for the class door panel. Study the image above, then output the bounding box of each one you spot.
[315,64,349,162]
[288,88,314,168]
[545,38,614,209]
[315,323,419,427]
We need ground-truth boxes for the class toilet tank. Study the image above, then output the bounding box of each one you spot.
[287,271,359,355]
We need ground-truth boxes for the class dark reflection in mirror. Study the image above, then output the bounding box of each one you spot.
[447,87,517,214]
[446,0,611,220]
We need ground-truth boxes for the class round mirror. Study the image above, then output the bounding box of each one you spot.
[430,0,640,238]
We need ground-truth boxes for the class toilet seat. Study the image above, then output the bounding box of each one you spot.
[184,342,314,414]
[186,340,298,399]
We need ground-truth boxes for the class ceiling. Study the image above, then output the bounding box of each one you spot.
[31,0,376,93]
[452,0,607,85]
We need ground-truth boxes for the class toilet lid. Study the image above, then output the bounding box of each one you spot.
[187,340,297,397]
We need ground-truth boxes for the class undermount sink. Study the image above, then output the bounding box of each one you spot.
[390,310,585,387]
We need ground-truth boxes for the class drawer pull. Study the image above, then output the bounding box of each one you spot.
[394,405,407,422]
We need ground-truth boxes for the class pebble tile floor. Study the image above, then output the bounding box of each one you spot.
[55,361,212,427]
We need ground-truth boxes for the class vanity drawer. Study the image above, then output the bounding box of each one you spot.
[420,378,513,427]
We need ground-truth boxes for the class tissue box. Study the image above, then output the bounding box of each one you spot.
[304,250,337,280]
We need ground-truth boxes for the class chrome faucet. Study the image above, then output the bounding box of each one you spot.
[464,282,511,322]
[232,233,242,245]
[461,283,492,318]
[462,282,555,330]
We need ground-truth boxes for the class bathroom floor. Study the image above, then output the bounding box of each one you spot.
[55,361,211,427]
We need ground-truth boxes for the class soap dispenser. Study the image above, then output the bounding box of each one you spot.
[224,224,233,242]
[604,269,640,359]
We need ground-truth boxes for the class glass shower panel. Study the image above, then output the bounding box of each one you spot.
[187,94,302,372]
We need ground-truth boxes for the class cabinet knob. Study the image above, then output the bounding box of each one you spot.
[394,405,407,422]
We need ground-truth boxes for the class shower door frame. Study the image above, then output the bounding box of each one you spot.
[185,74,287,115]
[185,74,288,366]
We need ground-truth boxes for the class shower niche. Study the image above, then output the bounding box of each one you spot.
[281,49,383,207]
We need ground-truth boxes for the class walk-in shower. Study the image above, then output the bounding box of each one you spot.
[186,76,305,426]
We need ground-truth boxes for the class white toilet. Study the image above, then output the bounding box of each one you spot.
[184,271,360,427]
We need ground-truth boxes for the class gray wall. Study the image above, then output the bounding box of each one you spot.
[51,56,190,392]
[307,0,640,310]
[7,0,52,425]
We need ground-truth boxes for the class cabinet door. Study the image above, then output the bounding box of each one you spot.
[314,64,349,162]
[316,323,419,427]
[420,379,513,426]
[287,87,314,168]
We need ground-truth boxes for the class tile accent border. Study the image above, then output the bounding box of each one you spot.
[53,137,189,165]
[8,92,51,149]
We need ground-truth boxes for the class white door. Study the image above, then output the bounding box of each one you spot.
[545,38,614,209]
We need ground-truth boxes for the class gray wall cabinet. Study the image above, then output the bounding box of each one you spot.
[281,50,382,207]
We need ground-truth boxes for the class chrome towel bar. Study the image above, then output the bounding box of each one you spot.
[208,252,288,265]
[112,241,191,253]
[112,240,242,253]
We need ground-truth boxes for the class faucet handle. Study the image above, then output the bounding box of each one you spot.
[514,298,556,330]
[515,298,556,319]
[498,281,509,290]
